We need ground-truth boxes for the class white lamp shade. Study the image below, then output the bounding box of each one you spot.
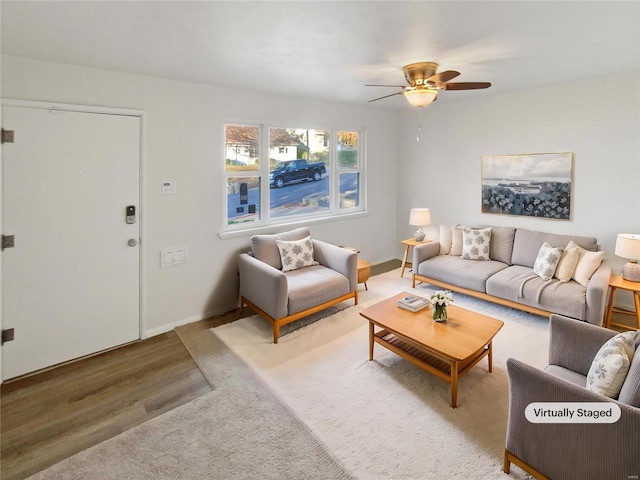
[403,88,438,108]
[615,234,640,260]
[409,208,431,227]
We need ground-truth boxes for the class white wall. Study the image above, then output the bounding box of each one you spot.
[396,72,640,307]
[1,55,398,335]
[4,55,638,331]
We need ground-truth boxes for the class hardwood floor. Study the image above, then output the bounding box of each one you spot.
[0,328,224,480]
[0,260,400,479]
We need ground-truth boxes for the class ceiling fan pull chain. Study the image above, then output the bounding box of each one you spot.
[416,109,423,142]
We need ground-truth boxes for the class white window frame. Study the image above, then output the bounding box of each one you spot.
[220,122,367,239]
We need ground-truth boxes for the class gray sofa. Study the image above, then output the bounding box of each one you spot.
[412,226,611,325]
[238,227,358,343]
[504,314,640,479]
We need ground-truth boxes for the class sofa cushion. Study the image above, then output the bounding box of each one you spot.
[416,254,508,292]
[554,243,580,282]
[511,229,598,268]
[461,227,491,261]
[286,265,350,315]
[488,226,516,265]
[486,265,587,320]
[586,331,636,398]
[276,236,319,272]
[251,227,311,270]
[619,345,640,407]
[533,242,563,280]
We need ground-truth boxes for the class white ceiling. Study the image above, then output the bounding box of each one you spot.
[2,1,639,109]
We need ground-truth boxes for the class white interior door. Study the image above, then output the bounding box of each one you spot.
[1,105,141,380]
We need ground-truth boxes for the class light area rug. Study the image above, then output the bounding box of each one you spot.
[212,269,548,480]
[26,324,355,480]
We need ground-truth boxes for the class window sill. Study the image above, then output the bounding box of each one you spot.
[218,211,369,240]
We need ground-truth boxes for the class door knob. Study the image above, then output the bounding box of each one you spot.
[128,238,138,247]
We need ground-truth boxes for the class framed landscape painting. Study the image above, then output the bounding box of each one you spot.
[481,152,573,220]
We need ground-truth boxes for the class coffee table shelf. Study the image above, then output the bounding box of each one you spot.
[376,330,453,376]
[374,329,492,400]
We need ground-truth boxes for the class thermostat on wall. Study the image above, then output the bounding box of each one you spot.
[162,181,176,194]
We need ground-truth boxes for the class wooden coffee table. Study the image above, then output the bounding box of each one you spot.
[360,292,504,408]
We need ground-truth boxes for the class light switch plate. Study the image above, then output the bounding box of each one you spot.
[161,246,187,267]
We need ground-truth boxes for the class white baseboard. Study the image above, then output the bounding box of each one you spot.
[144,302,238,338]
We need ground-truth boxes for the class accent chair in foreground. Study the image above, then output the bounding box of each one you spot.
[504,314,640,479]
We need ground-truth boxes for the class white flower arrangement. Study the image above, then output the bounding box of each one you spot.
[430,290,454,307]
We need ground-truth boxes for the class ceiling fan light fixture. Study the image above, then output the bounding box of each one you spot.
[403,87,438,108]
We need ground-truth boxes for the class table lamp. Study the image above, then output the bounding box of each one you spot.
[409,208,431,242]
[615,233,640,282]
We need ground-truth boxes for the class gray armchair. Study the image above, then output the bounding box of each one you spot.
[504,314,640,479]
[238,227,358,343]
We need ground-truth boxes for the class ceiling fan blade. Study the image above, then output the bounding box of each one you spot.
[368,91,404,103]
[426,70,460,85]
[441,82,491,90]
[365,84,407,88]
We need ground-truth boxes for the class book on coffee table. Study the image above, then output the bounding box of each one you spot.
[397,294,429,312]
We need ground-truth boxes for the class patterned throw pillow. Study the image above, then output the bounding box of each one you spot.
[533,242,563,280]
[275,236,319,272]
[586,331,637,398]
[461,227,491,261]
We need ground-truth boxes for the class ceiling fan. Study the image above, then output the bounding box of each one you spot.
[367,62,491,108]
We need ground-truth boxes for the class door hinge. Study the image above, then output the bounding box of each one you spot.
[1,235,15,251]
[1,129,15,144]
[1,328,15,345]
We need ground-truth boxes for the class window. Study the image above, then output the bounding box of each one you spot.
[224,123,364,231]
[269,128,330,219]
[337,131,360,209]
[225,125,261,225]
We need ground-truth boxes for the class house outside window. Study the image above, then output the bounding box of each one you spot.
[224,123,365,231]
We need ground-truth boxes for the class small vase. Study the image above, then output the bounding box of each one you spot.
[433,305,447,322]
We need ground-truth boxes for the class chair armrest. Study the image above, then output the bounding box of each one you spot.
[585,261,611,326]
[412,242,440,270]
[312,240,358,291]
[238,253,288,319]
[548,314,617,375]
[506,358,640,480]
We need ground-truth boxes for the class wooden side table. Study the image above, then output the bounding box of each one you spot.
[357,259,370,290]
[400,238,428,278]
[341,246,370,290]
[604,275,640,331]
